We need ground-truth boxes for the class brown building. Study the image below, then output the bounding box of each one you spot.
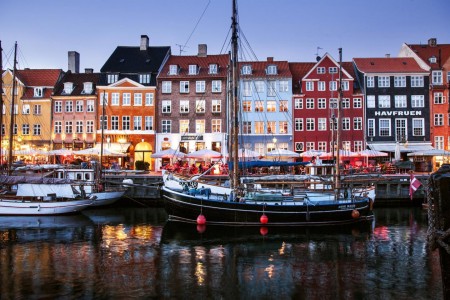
[155,44,229,169]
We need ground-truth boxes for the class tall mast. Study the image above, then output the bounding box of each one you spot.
[0,40,3,172]
[335,48,343,193]
[99,90,106,181]
[7,42,17,176]
[230,0,239,190]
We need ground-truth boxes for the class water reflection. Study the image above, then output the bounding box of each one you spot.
[0,206,443,299]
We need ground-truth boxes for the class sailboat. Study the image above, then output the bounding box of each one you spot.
[161,0,374,226]
[0,42,94,215]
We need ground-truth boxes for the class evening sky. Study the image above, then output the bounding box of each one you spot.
[1,0,449,72]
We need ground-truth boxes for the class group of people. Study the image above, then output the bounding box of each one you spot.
[163,160,228,175]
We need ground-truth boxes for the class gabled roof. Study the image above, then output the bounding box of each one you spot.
[100,46,171,74]
[158,54,230,79]
[302,53,353,81]
[288,62,316,94]
[13,69,63,99]
[15,69,62,87]
[238,60,292,78]
[53,71,101,96]
[405,42,450,69]
[353,57,427,74]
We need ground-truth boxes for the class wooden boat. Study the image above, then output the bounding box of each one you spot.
[54,167,127,206]
[0,183,94,215]
[161,0,374,227]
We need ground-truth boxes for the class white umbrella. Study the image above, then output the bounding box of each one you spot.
[266,149,300,158]
[226,148,261,159]
[73,148,126,157]
[357,149,388,157]
[13,149,46,156]
[186,149,222,159]
[407,149,450,157]
[322,149,359,158]
[394,142,401,161]
[49,148,74,156]
[300,150,323,157]
[152,148,186,159]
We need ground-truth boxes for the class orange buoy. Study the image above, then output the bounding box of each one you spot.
[196,214,206,225]
[260,226,268,236]
[197,224,206,233]
[260,214,268,224]
[351,209,360,219]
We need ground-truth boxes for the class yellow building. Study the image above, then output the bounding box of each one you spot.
[1,69,63,162]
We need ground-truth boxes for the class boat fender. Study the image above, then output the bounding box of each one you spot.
[122,179,133,187]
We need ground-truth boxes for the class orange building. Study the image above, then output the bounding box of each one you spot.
[98,35,171,170]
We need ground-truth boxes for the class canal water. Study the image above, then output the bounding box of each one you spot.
[0,205,443,299]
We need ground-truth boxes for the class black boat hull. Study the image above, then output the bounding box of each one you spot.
[162,187,373,226]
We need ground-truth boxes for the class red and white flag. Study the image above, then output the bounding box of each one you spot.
[409,173,422,200]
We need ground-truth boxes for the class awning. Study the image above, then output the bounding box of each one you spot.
[367,142,433,153]
[94,143,131,153]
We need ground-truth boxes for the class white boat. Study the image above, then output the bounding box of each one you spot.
[0,183,94,215]
[54,167,127,206]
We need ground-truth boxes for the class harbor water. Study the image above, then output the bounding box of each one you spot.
[0,204,443,299]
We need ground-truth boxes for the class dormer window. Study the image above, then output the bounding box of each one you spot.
[188,65,198,75]
[139,74,151,84]
[107,74,118,84]
[266,65,277,75]
[209,64,218,74]
[169,65,178,75]
[242,65,252,75]
[63,82,74,94]
[34,87,43,97]
[429,56,437,63]
[82,82,93,94]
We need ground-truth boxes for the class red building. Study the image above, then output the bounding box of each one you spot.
[290,53,365,155]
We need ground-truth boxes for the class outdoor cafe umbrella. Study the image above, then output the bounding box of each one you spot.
[407,149,450,157]
[48,148,74,156]
[73,148,126,157]
[226,148,261,159]
[13,149,46,156]
[357,149,388,166]
[151,148,186,159]
[186,149,222,159]
[322,149,359,159]
[300,150,323,157]
[265,149,300,158]
[394,142,401,161]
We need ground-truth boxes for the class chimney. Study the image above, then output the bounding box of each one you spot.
[385,54,390,58]
[68,51,80,73]
[267,57,274,62]
[140,35,149,50]
[428,38,437,47]
[85,68,93,74]
[198,44,207,57]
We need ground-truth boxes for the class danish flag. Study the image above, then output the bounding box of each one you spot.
[409,173,422,200]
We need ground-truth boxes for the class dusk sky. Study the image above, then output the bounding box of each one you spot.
[1,0,449,72]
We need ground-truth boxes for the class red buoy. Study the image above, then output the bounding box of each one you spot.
[260,226,268,236]
[351,209,360,219]
[197,214,206,225]
[197,224,206,233]
[260,214,268,224]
